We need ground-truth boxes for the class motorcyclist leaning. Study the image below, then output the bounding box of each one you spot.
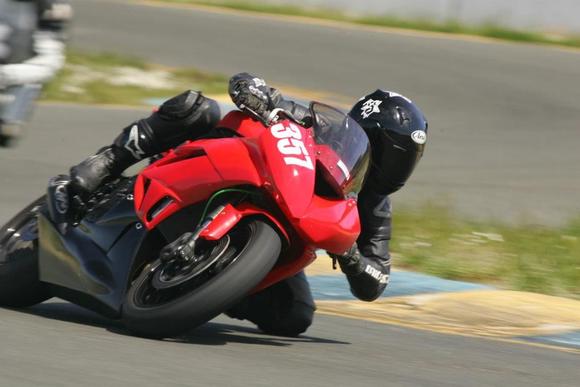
[0,0,71,146]
[54,73,428,336]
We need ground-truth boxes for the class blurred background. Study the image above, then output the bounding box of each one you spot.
[0,1,579,385]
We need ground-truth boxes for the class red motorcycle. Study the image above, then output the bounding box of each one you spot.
[0,102,370,337]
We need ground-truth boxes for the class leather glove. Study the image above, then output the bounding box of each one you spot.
[329,243,390,301]
[328,243,365,275]
[228,73,273,120]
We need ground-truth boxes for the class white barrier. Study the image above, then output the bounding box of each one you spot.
[261,0,580,34]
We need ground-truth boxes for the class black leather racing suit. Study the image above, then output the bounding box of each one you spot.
[67,76,391,336]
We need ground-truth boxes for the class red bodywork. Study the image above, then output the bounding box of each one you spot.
[133,110,360,292]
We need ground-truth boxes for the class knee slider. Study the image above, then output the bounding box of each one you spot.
[157,90,201,120]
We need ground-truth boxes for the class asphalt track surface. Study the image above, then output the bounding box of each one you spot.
[1,2,580,386]
[0,299,578,387]
[66,0,580,225]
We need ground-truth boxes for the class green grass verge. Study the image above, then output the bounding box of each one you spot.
[160,0,580,48]
[392,206,580,298]
[42,50,228,105]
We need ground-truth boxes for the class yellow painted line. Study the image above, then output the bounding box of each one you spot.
[134,0,580,55]
[316,290,580,354]
[317,307,580,355]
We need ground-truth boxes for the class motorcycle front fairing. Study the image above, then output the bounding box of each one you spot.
[134,137,265,230]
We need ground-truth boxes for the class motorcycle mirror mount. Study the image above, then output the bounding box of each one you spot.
[266,108,310,128]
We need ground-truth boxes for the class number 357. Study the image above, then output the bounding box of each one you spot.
[270,123,314,170]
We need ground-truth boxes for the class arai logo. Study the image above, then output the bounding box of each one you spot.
[411,130,427,145]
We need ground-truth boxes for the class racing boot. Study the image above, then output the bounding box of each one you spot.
[70,90,220,199]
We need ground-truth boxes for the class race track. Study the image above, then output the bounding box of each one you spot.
[67,0,580,225]
[1,1,579,385]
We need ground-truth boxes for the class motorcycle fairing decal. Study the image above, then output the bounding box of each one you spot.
[270,122,314,170]
[260,119,316,219]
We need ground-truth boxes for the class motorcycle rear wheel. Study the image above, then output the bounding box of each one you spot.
[122,219,281,338]
[0,196,51,307]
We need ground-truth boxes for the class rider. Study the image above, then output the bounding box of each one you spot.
[0,0,71,146]
[59,73,428,336]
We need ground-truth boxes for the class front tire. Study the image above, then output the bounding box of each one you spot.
[122,220,281,338]
[0,197,51,307]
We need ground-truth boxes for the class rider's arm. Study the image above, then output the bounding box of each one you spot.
[0,0,70,87]
[330,186,392,302]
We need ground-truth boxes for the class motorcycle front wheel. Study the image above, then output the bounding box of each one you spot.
[122,219,281,338]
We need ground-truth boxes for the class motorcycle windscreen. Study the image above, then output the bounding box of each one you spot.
[310,102,371,197]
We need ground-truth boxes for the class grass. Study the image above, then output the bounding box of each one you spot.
[392,205,580,298]
[159,0,580,48]
[42,50,228,105]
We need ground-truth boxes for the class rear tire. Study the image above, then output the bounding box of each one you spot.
[0,197,51,307]
[122,220,281,338]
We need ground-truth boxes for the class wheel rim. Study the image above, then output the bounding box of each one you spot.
[151,235,232,289]
[132,222,254,308]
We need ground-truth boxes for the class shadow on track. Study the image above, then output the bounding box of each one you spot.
[17,301,350,347]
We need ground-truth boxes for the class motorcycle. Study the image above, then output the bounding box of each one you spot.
[0,102,370,338]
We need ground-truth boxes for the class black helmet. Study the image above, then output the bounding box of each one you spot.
[349,89,428,195]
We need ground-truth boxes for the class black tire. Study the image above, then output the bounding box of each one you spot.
[122,220,281,338]
[0,196,51,307]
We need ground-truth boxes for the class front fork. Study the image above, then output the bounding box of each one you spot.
[156,202,309,294]
[158,205,231,263]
